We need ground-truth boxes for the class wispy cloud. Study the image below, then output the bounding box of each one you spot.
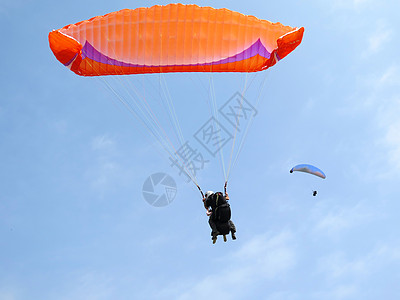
[160,230,296,300]
[312,202,376,236]
[384,119,400,169]
[85,134,123,195]
[371,68,400,173]
[91,134,116,152]
[362,22,393,58]
[318,252,368,280]
[375,66,400,88]
[312,283,358,300]
[56,271,114,300]
[51,120,68,135]
[0,0,23,15]
[312,242,400,299]
[329,0,373,10]
[0,287,19,300]
[317,243,400,282]
[348,63,400,175]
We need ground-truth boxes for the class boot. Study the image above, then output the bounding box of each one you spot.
[223,235,227,242]
[212,236,217,244]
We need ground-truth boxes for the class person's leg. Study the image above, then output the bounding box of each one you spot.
[228,220,236,232]
[229,220,237,240]
[209,216,220,237]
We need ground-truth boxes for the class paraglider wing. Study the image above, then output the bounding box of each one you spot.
[290,164,326,179]
[47,4,305,190]
[48,4,304,76]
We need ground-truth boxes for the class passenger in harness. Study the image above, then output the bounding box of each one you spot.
[203,186,237,244]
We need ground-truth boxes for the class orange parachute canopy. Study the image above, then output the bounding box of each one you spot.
[49,4,304,76]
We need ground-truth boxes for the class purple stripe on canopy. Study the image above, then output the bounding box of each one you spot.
[81,39,271,68]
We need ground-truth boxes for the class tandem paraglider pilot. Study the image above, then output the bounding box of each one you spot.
[203,188,236,244]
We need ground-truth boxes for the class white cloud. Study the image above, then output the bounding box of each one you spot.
[384,120,400,169]
[91,134,116,152]
[84,134,124,194]
[330,284,358,299]
[89,161,119,189]
[0,288,19,300]
[312,243,400,299]
[318,252,368,280]
[313,202,376,236]
[375,66,400,88]
[329,0,373,10]
[351,66,400,111]
[0,0,23,14]
[361,66,400,93]
[349,64,400,175]
[52,120,68,135]
[56,271,114,300]
[371,67,400,172]
[160,230,297,300]
[318,243,400,281]
[362,22,393,58]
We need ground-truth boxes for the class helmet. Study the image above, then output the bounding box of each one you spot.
[205,191,214,199]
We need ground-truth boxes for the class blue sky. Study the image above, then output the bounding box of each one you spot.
[1,0,400,299]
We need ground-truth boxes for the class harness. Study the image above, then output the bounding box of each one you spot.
[214,192,231,223]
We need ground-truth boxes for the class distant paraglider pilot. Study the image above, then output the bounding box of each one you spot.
[203,184,236,244]
[290,164,326,197]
